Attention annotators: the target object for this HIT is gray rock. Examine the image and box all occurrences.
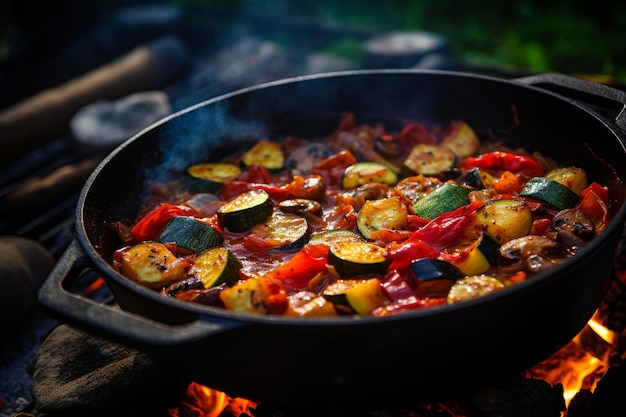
[32,324,181,416]
[70,90,172,152]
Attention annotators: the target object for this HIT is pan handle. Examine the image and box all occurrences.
[38,240,245,347]
[514,73,626,135]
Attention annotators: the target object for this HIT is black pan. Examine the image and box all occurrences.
[40,70,626,410]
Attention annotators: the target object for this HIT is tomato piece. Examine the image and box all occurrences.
[312,150,358,187]
[130,204,198,242]
[576,183,610,233]
[265,244,329,292]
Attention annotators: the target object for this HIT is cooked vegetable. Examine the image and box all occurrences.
[412,183,472,219]
[404,144,456,176]
[328,241,387,278]
[322,278,387,315]
[242,140,285,170]
[157,216,224,254]
[341,162,398,189]
[110,114,613,317]
[191,247,242,288]
[409,258,464,298]
[285,291,338,317]
[217,189,273,232]
[472,199,533,244]
[119,242,189,289]
[187,163,242,193]
[440,121,481,158]
[357,197,408,239]
[545,166,588,194]
[219,276,287,314]
[461,168,493,189]
[447,275,505,304]
[278,198,322,215]
[308,229,363,247]
[552,208,594,240]
[247,211,310,251]
[520,177,581,210]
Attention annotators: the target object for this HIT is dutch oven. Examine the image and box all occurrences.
[39,70,626,410]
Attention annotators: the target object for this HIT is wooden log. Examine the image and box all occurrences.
[0,35,188,167]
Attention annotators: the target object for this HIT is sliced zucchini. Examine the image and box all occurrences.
[217,189,273,232]
[242,140,285,170]
[520,177,580,210]
[192,247,242,288]
[357,197,408,240]
[440,121,481,158]
[119,242,189,289]
[187,163,242,193]
[544,167,588,194]
[308,229,363,246]
[322,278,386,315]
[248,211,310,251]
[341,162,398,189]
[409,258,465,297]
[412,183,472,219]
[472,199,533,244]
[327,241,387,278]
[404,144,456,176]
[157,216,224,254]
[447,275,505,304]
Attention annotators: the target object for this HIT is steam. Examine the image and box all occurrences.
[150,100,268,181]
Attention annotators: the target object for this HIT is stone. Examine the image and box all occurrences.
[0,236,55,335]
[32,324,182,416]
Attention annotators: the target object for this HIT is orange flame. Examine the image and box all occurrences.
[168,382,257,417]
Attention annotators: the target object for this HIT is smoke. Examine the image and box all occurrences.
[150,100,268,180]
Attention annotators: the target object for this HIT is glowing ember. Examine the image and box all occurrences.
[168,382,257,417]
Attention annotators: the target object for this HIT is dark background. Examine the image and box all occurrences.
[1,0,625,109]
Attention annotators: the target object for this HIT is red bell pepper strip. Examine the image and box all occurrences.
[576,182,610,233]
[265,244,329,293]
[462,151,544,178]
[388,200,484,270]
[130,203,198,242]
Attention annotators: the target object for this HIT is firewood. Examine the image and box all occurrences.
[0,35,188,166]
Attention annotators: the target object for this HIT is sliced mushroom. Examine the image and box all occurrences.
[279,198,322,215]
[499,235,566,264]
[354,182,389,208]
[552,208,595,241]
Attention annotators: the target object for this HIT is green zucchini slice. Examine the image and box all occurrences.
[327,241,387,278]
[322,278,386,315]
[242,140,285,170]
[404,144,456,176]
[192,247,242,288]
[357,197,408,239]
[187,163,242,193]
[249,211,310,251]
[217,189,273,232]
[157,216,224,254]
[308,229,363,246]
[341,162,398,189]
[412,183,472,219]
[520,177,580,210]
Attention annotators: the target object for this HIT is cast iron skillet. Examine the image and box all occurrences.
[40,70,626,409]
